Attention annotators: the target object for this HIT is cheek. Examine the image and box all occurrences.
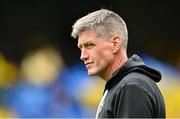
[101,44,113,58]
[95,48,114,64]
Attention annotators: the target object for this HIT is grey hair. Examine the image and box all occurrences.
[71,9,128,49]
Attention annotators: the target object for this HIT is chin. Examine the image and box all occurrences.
[87,69,99,76]
[88,71,95,76]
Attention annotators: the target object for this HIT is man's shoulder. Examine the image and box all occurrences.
[114,72,157,94]
[122,72,154,84]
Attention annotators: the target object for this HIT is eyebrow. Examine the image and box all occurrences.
[77,41,93,49]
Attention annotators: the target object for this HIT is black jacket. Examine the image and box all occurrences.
[96,54,166,118]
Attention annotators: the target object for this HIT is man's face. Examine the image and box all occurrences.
[78,30,114,77]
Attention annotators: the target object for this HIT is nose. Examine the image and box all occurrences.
[80,49,88,61]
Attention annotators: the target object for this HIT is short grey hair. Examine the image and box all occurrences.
[71,9,128,49]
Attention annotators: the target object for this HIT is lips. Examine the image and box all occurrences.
[85,62,93,68]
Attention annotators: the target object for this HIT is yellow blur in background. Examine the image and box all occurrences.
[160,81,180,117]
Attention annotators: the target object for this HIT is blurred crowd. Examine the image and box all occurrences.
[0,46,105,118]
[0,46,180,118]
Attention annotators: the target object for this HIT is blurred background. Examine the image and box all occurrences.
[0,0,180,118]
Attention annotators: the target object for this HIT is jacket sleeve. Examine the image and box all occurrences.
[114,84,154,118]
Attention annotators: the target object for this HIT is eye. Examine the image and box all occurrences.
[85,43,95,49]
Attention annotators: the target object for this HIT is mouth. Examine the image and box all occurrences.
[85,62,93,68]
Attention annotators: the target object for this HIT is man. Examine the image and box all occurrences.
[71,9,165,118]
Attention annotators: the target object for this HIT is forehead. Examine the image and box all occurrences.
[78,30,101,45]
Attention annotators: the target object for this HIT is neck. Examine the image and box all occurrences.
[103,50,128,81]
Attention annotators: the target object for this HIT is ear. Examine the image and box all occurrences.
[111,35,122,53]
